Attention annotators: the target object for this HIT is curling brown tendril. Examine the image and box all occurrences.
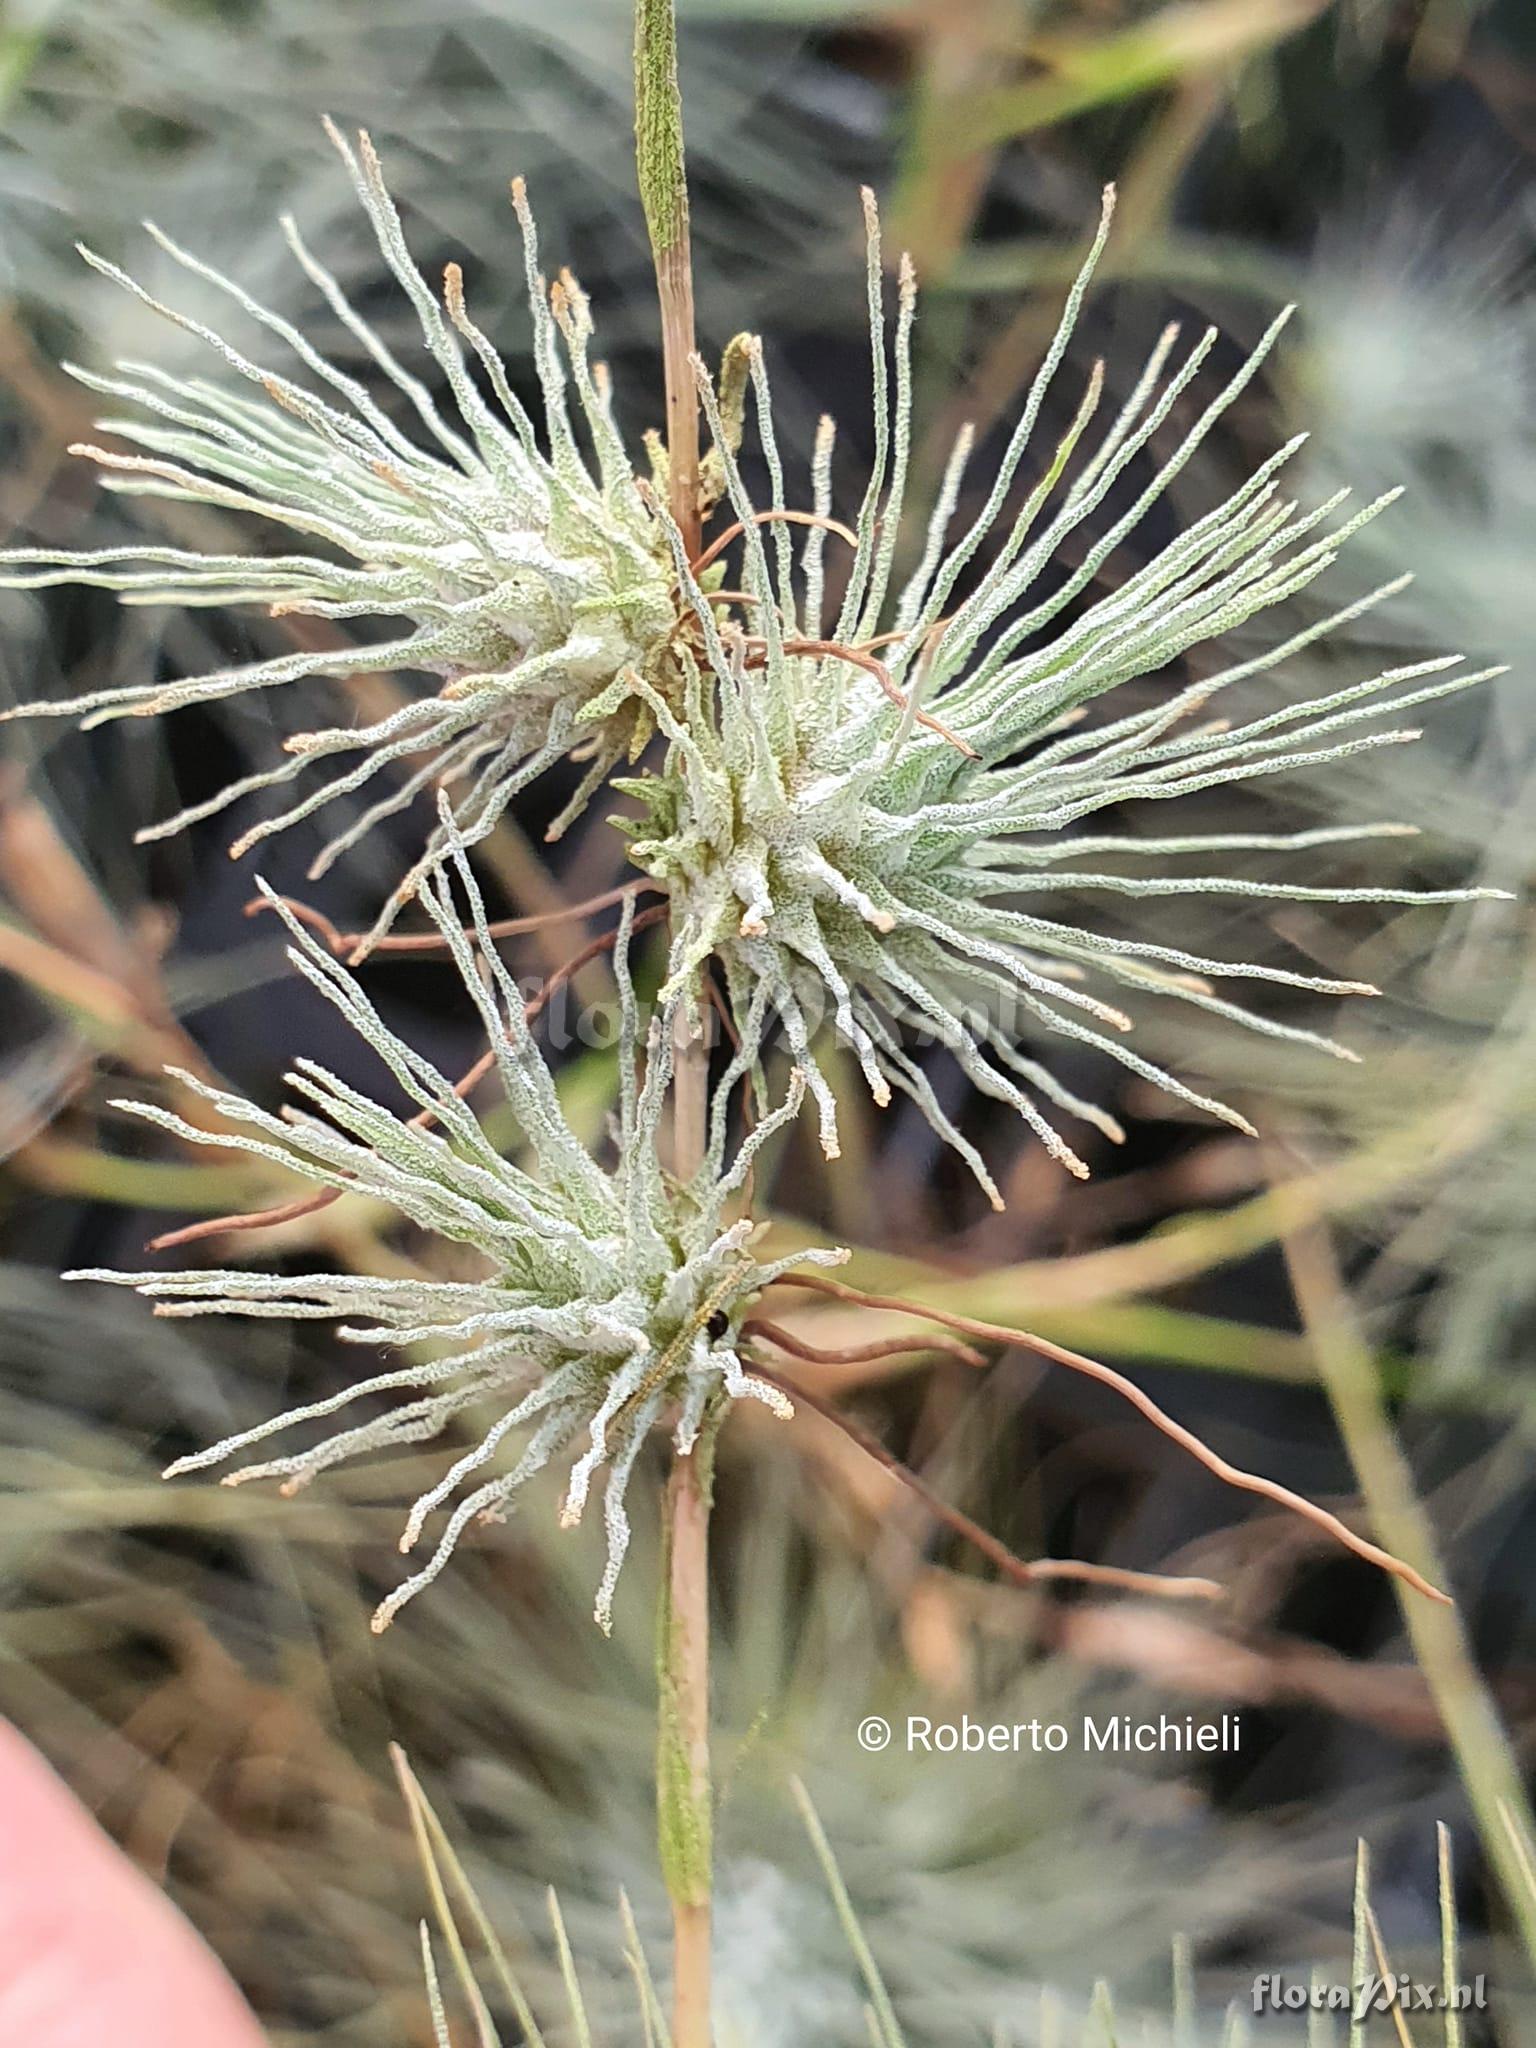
[244,877,666,966]
[686,507,858,579]
[746,1355,1224,1604]
[769,1273,1451,1607]
[744,638,975,758]
[147,899,669,1253]
[678,505,974,756]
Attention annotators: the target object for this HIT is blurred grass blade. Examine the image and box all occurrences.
[790,1776,905,2048]
[392,1744,547,2048]
[1086,1979,1118,2045]
[1350,1842,1370,2048]
[1362,1890,1417,2048]
[1285,1220,1536,1967]
[421,1923,456,2048]
[1438,1824,1462,2048]
[0,24,44,115]
[1495,1798,1536,1903]
[547,1888,594,2048]
[392,1745,504,2048]
[1040,1988,1063,2048]
[620,1888,672,2048]
[965,0,1322,151]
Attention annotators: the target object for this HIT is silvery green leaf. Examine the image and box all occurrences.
[2,125,677,953]
[68,803,844,1634]
[631,189,1507,1205]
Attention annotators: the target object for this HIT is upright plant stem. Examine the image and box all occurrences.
[636,1,712,2037]
[660,1462,712,2037]
[659,1007,714,2048]
[635,0,701,559]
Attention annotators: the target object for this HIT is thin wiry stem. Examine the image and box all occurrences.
[636,0,716,2029]
[659,1000,714,2048]
[741,1316,986,1371]
[753,638,976,757]
[771,1273,1450,1605]
[686,507,859,579]
[146,901,669,1252]
[246,879,666,961]
[750,1358,1224,1603]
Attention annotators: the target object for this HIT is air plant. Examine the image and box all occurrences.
[2,136,1500,1186]
[67,807,843,1635]
[4,0,1502,2040]
[0,120,679,945]
[623,188,1506,1203]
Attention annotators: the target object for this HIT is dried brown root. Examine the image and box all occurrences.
[146,903,668,1252]
[749,1357,1223,1604]
[741,1315,985,1372]
[769,1273,1451,1606]
[243,879,664,960]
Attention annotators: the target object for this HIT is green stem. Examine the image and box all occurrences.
[1282,1216,1536,1970]
[658,1007,714,2048]
[635,0,701,559]
[657,1422,714,2048]
[634,7,711,2033]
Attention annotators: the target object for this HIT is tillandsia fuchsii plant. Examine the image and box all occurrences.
[619,187,1508,1201]
[67,806,846,1637]
[3,0,1505,2037]
[0,115,1504,1156]
[0,118,685,951]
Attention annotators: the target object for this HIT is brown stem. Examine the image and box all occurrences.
[770,1273,1450,1606]
[661,1437,712,2048]
[687,507,859,579]
[244,879,664,958]
[748,637,977,759]
[658,243,701,559]
[659,999,713,2048]
[147,904,667,1253]
[751,1357,1222,1603]
[855,614,954,655]
[635,0,701,558]
[741,1315,985,1371]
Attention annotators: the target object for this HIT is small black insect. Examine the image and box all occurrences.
[705,1309,730,1341]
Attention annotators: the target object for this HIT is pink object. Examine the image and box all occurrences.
[0,1720,267,2048]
